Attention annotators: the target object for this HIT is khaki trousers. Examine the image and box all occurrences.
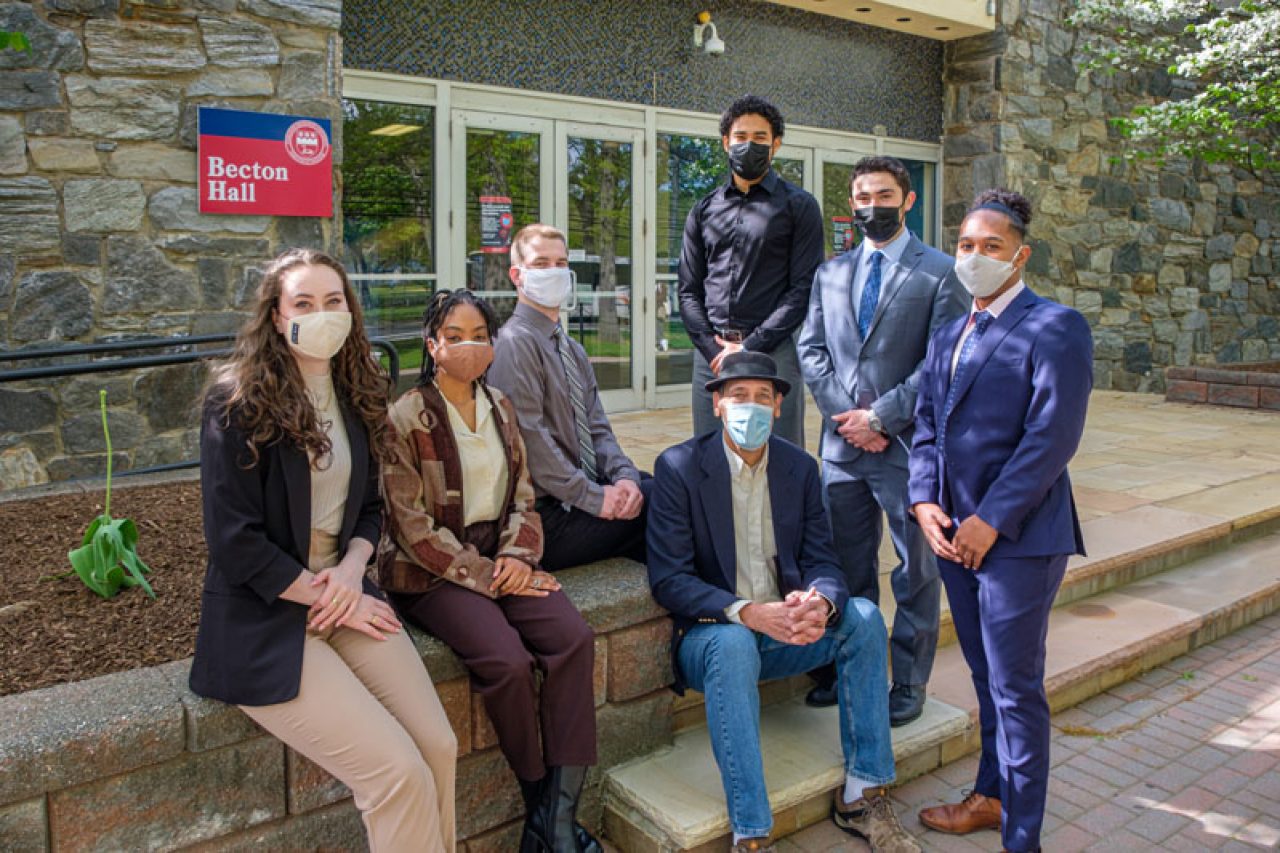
[240,626,458,852]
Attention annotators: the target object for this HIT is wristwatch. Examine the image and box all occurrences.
[866,409,885,435]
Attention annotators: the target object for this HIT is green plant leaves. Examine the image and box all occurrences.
[0,31,32,53]
[67,513,156,599]
[64,391,156,600]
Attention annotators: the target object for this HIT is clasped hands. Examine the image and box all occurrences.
[832,408,889,453]
[913,503,999,571]
[740,589,832,646]
[599,478,644,520]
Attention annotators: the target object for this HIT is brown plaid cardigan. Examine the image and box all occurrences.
[377,381,543,597]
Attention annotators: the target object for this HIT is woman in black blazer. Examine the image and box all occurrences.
[189,248,456,852]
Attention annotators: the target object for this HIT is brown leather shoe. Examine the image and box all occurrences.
[918,790,1001,834]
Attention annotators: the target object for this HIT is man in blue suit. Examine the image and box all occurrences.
[647,351,917,853]
[798,155,967,722]
[908,190,1092,853]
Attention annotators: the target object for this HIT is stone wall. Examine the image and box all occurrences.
[940,0,1279,393]
[0,559,680,852]
[0,0,342,490]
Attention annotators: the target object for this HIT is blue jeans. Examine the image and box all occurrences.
[677,598,896,838]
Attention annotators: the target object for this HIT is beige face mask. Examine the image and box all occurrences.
[284,311,352,360]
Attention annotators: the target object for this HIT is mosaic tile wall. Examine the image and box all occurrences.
[342,0,944,142]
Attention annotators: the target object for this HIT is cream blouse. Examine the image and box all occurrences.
[441,386,509,527]
[304,372,351,540]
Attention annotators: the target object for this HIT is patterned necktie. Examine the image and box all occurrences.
[553,327,599,482]
[938,310,994,462]
[858,250,883,339]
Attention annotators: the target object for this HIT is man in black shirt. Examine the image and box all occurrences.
[678,95,824,448]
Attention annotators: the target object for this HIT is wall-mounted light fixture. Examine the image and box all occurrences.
[693,11,725,56]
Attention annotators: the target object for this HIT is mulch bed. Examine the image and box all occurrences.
[0,481,207,697]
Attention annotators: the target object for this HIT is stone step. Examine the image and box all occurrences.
[920,494,1280,651]
[602,697,970,852]
[603,531,1280,852]
[929,528,1280,725]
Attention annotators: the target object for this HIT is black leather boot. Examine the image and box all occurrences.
[518,774,553,853]
[552,766,602,853]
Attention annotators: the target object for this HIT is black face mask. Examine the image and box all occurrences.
[728,141,772,181]
[853,205,903,243]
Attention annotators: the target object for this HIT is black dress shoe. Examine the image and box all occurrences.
[805,683,838,707]
[889,683,925,727]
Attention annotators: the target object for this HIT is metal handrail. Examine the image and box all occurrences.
[0,334,402,478]
[0,335,401,384]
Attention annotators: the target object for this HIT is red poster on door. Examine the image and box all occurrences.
[198,106,333,217]
[832,216,854,253]
[480,196,515,253]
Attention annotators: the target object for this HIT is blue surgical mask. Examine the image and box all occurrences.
[722,401,774,451]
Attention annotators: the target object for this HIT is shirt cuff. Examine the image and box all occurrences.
[725,599,751,624]
[810,588,837,621]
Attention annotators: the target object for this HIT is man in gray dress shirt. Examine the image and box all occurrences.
[489,223,651,571]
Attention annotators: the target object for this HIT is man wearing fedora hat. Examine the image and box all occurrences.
[646,351,917,853]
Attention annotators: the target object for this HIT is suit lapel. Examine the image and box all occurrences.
[845,243,865,339]
[765,441,794,566]
[339,402,367,543]
[279,441,312,567]
[698,435,737,591]
[865,235,924,341]
[945,286,1039,419]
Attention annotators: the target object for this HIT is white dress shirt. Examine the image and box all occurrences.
[721,437,781,623]
[442,387,510,527]
[951,280,1026,379]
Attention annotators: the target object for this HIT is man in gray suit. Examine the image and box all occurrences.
[798,156,966,724]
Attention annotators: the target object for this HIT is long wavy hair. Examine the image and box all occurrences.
[205,248,393,466]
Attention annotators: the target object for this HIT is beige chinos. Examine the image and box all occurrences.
[240,625,457,853]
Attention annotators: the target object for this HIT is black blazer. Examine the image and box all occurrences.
[646,432,849,693]
[189,394,382,706]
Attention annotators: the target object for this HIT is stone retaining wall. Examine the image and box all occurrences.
[0,0,341,491]
[0,559,684,852]
[942,0,1279,395]
[1165,364,1280,411]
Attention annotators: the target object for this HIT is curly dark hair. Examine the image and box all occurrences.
[967,188,1033,238]
[205,248,393,466]
[719,94,785,139]
[851,155,912,198]
[417,289,500,385]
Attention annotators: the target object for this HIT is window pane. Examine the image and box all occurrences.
[341,99,435,387]
[656,135,728,386]
[774,156,804,187]
[465,128,541,323]
[822,161,857,258]
[566,136,633,392]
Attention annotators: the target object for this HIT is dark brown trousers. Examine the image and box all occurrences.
[393,571,597,782]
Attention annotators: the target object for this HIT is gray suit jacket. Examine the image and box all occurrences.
[798,233,967,464]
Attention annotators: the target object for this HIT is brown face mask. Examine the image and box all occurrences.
[430,339,494,383]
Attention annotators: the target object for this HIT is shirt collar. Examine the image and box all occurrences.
[865,227,912,267]
[436,381,493,430]
[970,280,1026,320]
[722,432,769,478]
[513,300,560,337]
[724,168,780,198]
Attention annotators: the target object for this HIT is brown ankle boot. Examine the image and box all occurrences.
[918,790,1001,834]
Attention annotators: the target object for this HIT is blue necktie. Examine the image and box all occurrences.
[858,251,883,339]
[938,310,994,462]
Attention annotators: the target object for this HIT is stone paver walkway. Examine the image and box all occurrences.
[779,611,1280,852]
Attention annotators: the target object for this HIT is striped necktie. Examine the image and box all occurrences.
[938,310,994,462]
[553,327,599,482]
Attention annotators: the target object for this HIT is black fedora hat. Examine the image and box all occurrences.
[704,350,791,396]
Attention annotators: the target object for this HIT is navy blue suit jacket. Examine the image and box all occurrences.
[907,286,1092,559]
[646,431,849,692]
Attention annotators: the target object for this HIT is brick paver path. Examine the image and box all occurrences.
[782,611,1280,852]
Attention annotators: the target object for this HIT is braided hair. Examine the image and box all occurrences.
[416,288,501,386]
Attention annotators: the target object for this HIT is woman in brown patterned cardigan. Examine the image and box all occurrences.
[378,290,601,853]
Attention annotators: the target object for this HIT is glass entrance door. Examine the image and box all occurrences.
[451,111,553,321]
[556,123,644,410]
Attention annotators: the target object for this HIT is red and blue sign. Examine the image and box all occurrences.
[198,106,333,217]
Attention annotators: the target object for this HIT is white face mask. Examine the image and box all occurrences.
[954,247,1022,299]
[519,266,576,310]
[284,311,352,360]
